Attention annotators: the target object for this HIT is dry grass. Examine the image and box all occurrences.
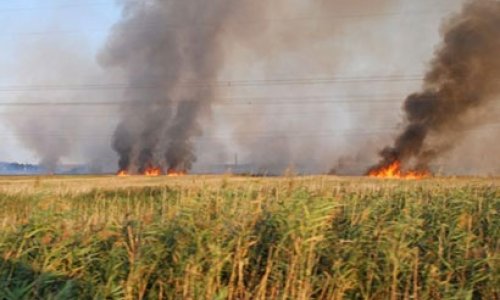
[0,175,498,299]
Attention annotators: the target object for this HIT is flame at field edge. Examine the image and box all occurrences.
[368,160,430,180]
[144,167,162,176]
[167,169,187,177]
[117,170,129,177]
[116,167,187,177]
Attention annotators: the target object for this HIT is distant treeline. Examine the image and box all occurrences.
[0,162,91,175]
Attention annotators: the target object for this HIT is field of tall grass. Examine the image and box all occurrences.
[0,175,498,299]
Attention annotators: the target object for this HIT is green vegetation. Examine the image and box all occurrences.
[0,176,498,299]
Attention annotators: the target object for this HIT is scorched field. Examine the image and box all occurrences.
[0,175,498,299]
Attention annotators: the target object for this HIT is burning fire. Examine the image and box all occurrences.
[167,169,186,177]
[144,167,162,176]
[115,167,186,177]
[368,160,429,179]
[117,170,129,177]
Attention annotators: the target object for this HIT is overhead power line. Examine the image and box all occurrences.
[0,131,403,141]
[0,1,450,17]
[1,123,499,141]
[0,110,404,118]
[0,93,414,100]
[0,99,406,107]
[0,1,114,13]
[0,100,406,106]
[0,75,424,92]
[0,94,498,107]
[1,9,453,37]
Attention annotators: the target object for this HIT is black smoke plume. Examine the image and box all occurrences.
[369,0,500,173]
[99,0,263,174]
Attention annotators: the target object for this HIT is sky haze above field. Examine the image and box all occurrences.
[0,0,498,175]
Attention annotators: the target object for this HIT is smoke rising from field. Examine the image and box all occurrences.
[5,38,117,172]
[99,0,269,173]
[369,0,500,173]
[102,0,406,174]
[6,0,498,175]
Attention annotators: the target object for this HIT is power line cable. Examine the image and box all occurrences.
[0,110,405,118]
[0,1,114,13]
[0,75,424,92]
[1,9,453,37]
[0,100,406,107]
[0,93,412,102]
[1,123,498,140]
[0,94,498,107]
[0,2,450,17]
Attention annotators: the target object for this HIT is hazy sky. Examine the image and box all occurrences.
[0,0,120,163]
[3,0,496,175]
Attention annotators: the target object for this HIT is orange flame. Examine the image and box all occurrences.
[144,167,162,176]
[117,170,129,177]
[167,169,186,177]
[116,167,185,177]
[368,160,429,179]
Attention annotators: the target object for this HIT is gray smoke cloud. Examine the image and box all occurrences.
[7,0,496,176]
[369,0,500,174]
[99,0,270,174]
[101,0,406,174]
[5,37,118,172]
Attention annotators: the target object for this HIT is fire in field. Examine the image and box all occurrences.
[366,0,500,179]
[368,160,430,179]
[0,0,499,299]
[100,0,499,178]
